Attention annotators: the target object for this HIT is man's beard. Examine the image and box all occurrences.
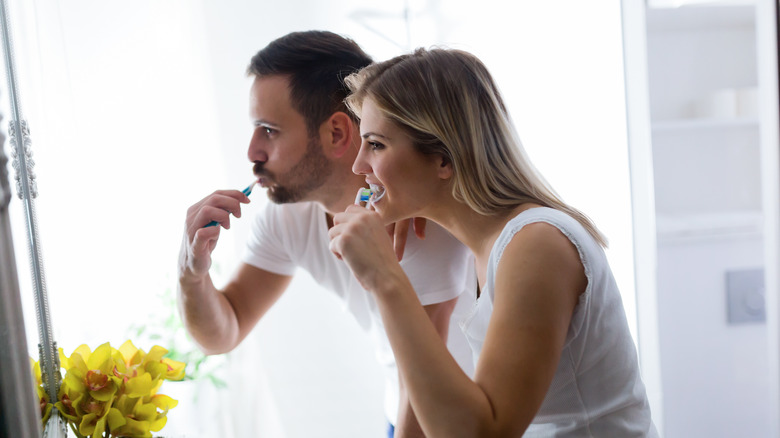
[254,136,333,204]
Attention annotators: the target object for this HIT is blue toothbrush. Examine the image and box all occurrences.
[205,181,256,227]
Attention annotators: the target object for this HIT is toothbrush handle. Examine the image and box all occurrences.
[205,220,219,228]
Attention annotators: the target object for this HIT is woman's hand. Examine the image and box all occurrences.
[328,204,405,293]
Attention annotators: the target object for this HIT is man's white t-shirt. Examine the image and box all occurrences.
[242,201,475,424]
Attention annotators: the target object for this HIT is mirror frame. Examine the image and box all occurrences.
[0,0,66,435]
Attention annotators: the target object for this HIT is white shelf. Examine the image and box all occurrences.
[647,3,755,32]
[656,210,763,243]
[648,0,754,7]
[652,116,759,132]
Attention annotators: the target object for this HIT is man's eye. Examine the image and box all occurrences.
[264,127,275,135]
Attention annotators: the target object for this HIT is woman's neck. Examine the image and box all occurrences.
[427,200,541,287]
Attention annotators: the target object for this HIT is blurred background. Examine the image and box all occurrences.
[1,0,778,436]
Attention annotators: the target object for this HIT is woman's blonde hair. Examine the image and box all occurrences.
[345,48,607,247]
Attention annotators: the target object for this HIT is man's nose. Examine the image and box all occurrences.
[247,129,269,163]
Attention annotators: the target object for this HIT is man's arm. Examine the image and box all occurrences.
[178,262,292,355]
[178,189,293,355]
[394,297,458,437]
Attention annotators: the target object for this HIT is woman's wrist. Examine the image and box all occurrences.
[372,266,414,299]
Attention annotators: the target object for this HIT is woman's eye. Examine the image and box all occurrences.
[368,141,384,150]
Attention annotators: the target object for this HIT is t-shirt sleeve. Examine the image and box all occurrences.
[241,202,298,276]
[399,222,471,306]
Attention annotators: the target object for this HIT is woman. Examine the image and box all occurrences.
[328,48,657,437]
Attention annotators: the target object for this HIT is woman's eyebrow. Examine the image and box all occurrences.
[361,132,389,139]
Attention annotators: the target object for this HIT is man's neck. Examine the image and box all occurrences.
[315,175,367,217]
[313,133,366,216]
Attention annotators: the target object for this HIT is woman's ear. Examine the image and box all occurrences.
[437,155,453,180]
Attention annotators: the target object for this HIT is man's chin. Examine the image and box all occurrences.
[266,186,302,204]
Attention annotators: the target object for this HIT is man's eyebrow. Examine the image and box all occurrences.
[253,119,280,128]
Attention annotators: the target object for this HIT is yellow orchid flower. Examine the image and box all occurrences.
[61,343,120,404]
[111,393,169,438]
[51,341,184,437]
[76,397,111,437]
[30,357,42,385]
[147,393,178,431]
[55,370,86,422]
[124,371,158,398]
[59,347,71,370]
[137,345,186,382]
[118,340,145,368]
[54,392,80,422]
[75,405,125,438]
[37,386,53,424]
[29,358,52,426]
[161,357,186,381]
[114,341,186,389]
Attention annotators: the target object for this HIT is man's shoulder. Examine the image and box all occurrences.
[245,201,326,266]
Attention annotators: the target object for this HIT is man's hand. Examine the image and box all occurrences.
[387,218,427,261]
[179,189,250,280]
[177,188,292,356]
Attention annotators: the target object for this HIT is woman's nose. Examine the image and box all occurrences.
[352,144,371,175]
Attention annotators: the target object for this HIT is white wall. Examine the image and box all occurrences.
[657,236,770,437]
[644,5,773,437]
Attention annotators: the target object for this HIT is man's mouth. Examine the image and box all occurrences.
[253,163,273,185]
[254,170,274,188]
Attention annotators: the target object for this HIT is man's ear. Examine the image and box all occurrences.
[320,112,355,158]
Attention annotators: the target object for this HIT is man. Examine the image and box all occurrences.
[178,30,474,436]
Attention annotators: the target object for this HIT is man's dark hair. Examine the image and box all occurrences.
[247,30,373,136]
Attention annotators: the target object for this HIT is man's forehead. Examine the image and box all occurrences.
[251,75,292,100]
[250,75,298,119]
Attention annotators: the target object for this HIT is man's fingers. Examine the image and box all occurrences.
[185,190,249,234]
[186,206,231,237]
[393,219,411,261]
[412,217,427,239]
[186,226,220,275]
[192,226,220,254]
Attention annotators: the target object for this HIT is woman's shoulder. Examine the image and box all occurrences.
[507,207,594,242]
[496,207,572,249]
[497,206,575,244]
[508,206,577,227]
[491,206,600,270]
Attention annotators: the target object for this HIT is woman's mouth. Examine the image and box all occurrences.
[369,183,386,203]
